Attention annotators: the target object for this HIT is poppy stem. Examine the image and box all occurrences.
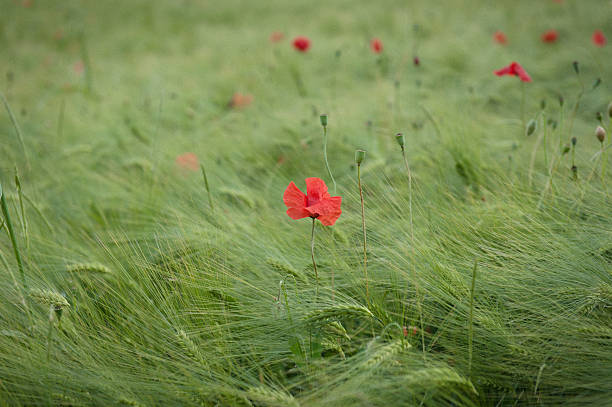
[400,145,425,355]
[310,217,318,296]
[357,162,369,308]
[521,82,526,134]
[321,121,337,195]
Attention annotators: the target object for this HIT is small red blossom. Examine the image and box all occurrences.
[403,326,418,337]
[292,36,311,52]
[176,152,199,172]
[370,38,383,53]
[270,32,284,43]
[494,61,532,82]
[592,30,606,47]
[413,56,420,66]
[228,93,253,109]
[283,177,342,226]
[493,31,507,45]
[541,29,558,43]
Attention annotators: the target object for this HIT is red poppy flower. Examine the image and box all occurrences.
[413,56,420,66]
[176,152,199,172]
[370,38,383,53]
[592,30,606,47]
[283,177,342,226]
[541,30,558,43]
[270,31,284,43]
[292,36,311,52]
[494,61,532,82]
[493,31,507,45]
[228,92,253,109]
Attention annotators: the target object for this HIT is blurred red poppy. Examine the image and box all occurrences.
[270,32,284,43]
[493,31,507,45]
[176,153,199,172]
[592,30,606,47]
[283,177,342,226]
[292,36,311,52]
[228,93,253,109]
[370,38,383,53]
[541,30,558,43]
[494,62,532,82]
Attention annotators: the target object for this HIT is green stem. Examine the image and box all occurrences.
[310,218,318,297]
[401,147,425,354]
[521,82,526,133]
[322,125,337,195]
[468,260,478,379]
[1,184,26,292]
[200,164,214,211]
[1,93,29,168]
[357,164,369,308]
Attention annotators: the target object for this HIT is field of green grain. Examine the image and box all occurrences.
[1,0,611,405]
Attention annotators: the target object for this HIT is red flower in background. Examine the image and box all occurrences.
[493,31,507,45]
[292,36,311,52]
[176,153,199,172]
[541,30,558,43]
[270,32,284,43]
[370,38,383,53]
[283,177,342,226]
[413,56,420,66]
[592,30,606,47]
[494,62,532,82]
[228,93,253,109]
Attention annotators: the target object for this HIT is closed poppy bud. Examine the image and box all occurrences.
[572,61,579,74]
[571,165,578,178]
[561,144,570,155]
[320,114,328,127]
[355,149,366,165]
[592,78,602,90]
[540,99,546,110]
[595,126,606,143]
[526,119,537,136]
[596,111,603,123]
[558,95,564,107]
[395,132,405,148]
[571,136,577,146]
[608,102,612,119]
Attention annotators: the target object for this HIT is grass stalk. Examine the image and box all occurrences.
[1,93,29,168]
[356,152,369,308]
[468,259,478,379]
[320,116,337,195]
[200,164,214,211]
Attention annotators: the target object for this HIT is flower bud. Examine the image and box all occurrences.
[595,126,606,143]
[596,111,603,123]
[572,61,579,75]
[571,165,578,179]
[320,114,328,127]
[571,136,577,146]
[561,144,570,155]
[526,119,537,136]
[355,149,366,165]
[592,77,602,90]
[395,133,405,148]
[540,99,546,110]
[558,95,564,107]
[608,102,612,119]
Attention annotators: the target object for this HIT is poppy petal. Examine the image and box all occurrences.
[283,182,307,209]
[287,207,311,220]
[307,196,342,226]
[494,65,514,76]
[305,177,330,204]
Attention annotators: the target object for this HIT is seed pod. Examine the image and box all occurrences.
[355,149,366,165]
[561,144,570,155]
[595,126,606,143]
[320,114,328,127]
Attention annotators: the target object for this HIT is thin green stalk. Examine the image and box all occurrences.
[322,124,337,194]
[521,82,526,133]
[401,144,425,354]
[79,31,93,93]
[200,164,214,211]
[14,169,28,249]
[310,218,318,297]
[1,182,27,292]
[1,92,29,167]
[468,259,478,379]
[357,163,369,307]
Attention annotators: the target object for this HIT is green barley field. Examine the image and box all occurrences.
[1,0,611,405]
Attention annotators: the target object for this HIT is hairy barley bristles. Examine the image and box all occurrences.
[265,258,307,283]
[306,304,373,324]
[247,386,299,407]
[364,340,411,368]
[30,289,70,309]
[66,263,112,274]
[176,329,205,364]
